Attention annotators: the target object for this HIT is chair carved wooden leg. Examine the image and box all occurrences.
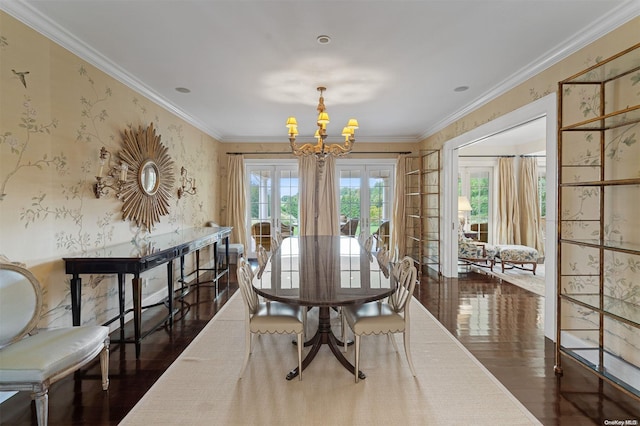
[354,335,361,383]
[100,341,110,390]
[240,329,251,378]
[388,333,399,352]
[296,331,303,381]
[403,330,417,377]
[33,389,48,426]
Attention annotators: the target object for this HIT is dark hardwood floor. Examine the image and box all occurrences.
[1,269,638,425]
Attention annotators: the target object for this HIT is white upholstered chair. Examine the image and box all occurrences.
[255,245,269,279]
[271,227,283,252]
[0,260,110,426]
[342,256,418,382]
[358,232,373,253]
[236,261,305,380]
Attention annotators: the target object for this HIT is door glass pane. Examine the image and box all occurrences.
[249,168,272,252]
[469,171,489,225]
[469,170,490,242]
[339,169,362,235]
[369,169,392,250]
[279,169,299,237]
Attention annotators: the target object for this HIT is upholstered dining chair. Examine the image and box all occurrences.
[372,220,390,251]
[340,218,360,237]
[236,261,305,380]
[250,221,272,251]
[375,244,391,278]
[342,256,418,382]
[255,245,269,279]
[271,227,283,252]
[0,260,110,426]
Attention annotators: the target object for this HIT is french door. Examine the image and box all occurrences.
[245,162,298,257]
[336,161,395,250]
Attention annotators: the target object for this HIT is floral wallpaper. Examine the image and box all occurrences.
[421,17,639,390]
[559,66,639,371]
[0,12,223,328]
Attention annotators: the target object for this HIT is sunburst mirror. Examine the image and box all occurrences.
[119,123,175,231]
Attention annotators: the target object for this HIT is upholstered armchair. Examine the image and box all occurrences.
[0,259,110,426]
[251,221,272,251]
[458,235,495,271]
[340,218,359,236]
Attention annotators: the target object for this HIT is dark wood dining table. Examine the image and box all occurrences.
[252,235,395,380]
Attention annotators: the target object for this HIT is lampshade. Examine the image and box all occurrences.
[342,126,354,142]
[317,112,330,124]
[286,117,297,128]
[347,118,359,129]
[458,196,472,212]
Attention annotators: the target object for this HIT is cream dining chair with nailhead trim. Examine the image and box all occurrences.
[342,256,418,383]
[236,260,305,380]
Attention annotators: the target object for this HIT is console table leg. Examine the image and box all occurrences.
[132,275,142,359]
[167,262,174,328]
[70,275,82,326]
[118,273,126,341]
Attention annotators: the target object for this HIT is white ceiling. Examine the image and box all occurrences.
[2,1,638,145]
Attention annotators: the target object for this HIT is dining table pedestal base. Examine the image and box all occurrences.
[286,306,365,381]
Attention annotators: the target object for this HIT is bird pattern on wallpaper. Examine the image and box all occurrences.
[12,69,29,88]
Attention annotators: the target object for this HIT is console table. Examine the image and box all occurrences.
[63,226,232,358]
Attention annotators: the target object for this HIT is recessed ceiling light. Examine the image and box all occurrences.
[175,87,191,93]
[454,86,469,92]
[317,35,331,44]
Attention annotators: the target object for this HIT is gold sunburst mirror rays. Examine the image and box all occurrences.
[118,123,175,231]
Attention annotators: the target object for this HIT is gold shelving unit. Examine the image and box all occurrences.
[555,42,640,400]
[421,150,441,276]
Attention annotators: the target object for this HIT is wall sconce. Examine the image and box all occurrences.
[94,146,128,199]
[177,166,196,198]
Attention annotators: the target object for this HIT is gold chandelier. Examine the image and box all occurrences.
[286,87,359,159]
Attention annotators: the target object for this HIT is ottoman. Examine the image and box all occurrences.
[495,245,539,275]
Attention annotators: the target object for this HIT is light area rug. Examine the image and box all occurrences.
[480,263,546,297]
[120,294,541,426]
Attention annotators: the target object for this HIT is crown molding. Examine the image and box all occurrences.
[420,0,640,140]
[3,1,637,145]
[0,1,224,141]
[219,135,420,144]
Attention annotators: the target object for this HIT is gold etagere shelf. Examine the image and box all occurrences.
[555,42,640,400]
[421,150,441,277]
[404,156,422,281]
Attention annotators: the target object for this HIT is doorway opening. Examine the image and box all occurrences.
[442,93,557,339]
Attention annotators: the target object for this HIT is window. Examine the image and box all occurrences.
[458,166,492,242]
[538,173,546,218]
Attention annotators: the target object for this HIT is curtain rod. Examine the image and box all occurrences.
[458,154,546,158]
[227,151,413,155]
[459,155,515,158]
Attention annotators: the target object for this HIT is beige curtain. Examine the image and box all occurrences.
[225,155,247,246]
[519,157,544,255]
[298,156,338,236]
[391,155,408,260]
[497,157,520,244]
